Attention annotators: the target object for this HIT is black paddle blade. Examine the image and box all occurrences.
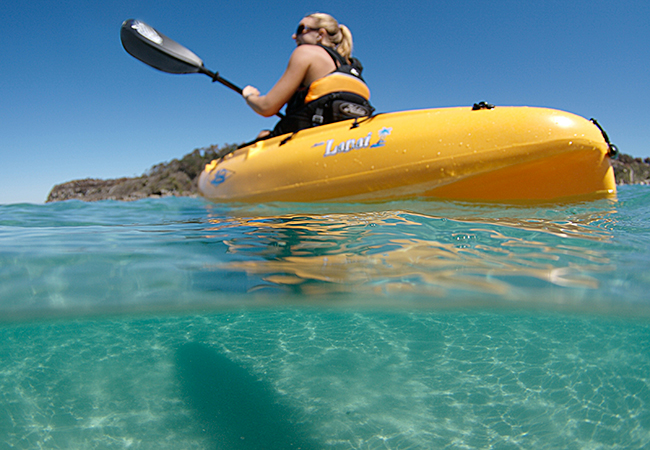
[121,19,205,74]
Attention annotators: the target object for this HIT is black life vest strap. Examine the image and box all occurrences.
[317,44,346,67]
[316,44,365,81]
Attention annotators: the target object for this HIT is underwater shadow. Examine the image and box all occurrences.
[175,342,317,449]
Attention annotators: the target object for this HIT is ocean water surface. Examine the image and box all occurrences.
[1,186,649,449]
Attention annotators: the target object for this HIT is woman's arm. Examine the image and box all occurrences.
[242,46,316,117]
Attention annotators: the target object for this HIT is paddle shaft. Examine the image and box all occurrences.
[199,67,284,119]
[199,68,284,119]
[198,67,243,94]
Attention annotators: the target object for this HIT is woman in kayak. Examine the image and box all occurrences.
[242,13,373,138]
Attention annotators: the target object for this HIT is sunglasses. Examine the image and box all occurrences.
[295,24,320,35]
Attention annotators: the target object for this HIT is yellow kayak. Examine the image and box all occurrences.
[198,106,617,203]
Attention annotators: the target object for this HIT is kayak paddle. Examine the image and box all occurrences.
[120,19,283,118]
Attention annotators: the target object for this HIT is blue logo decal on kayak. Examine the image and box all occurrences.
[322,128,392,157]
[210,168,233,186]
[370,127,392,148]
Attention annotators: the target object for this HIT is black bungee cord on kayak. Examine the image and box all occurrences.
[590,118,619,158]
[472,101,495,110]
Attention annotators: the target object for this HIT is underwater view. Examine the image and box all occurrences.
[1,186,650,449]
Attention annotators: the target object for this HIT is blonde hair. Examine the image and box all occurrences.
[306,12,353,60]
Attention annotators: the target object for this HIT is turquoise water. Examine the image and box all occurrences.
[1,186,650,449]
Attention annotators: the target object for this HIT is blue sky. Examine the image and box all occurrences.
[2,0,648,204]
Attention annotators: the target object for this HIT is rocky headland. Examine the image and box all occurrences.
[46,144,650,202]
[610,154,650,185]
[46,144,236,202]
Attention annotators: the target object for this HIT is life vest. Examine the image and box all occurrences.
[271,45,374,137]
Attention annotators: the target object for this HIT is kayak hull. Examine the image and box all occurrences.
[198,107,616,203]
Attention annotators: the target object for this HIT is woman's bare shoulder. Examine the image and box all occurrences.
[290,44,330,60]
